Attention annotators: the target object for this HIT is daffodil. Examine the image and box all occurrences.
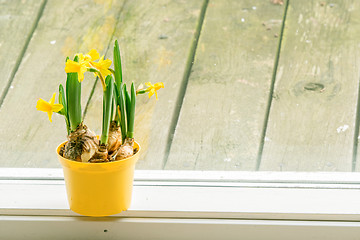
[35,41,166,163]
[145,82,164,100]
[36,93,63,122]
[77,49,100,66]
[65,59,87,82]
[91,56,112,78]
[65,49,100,82]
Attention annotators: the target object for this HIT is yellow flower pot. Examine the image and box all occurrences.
[56,141,140,217]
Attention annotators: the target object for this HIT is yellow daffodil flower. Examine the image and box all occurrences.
[65,59,88,81]
[91,56,112,78]
[65,49,100,82]
[145,82,164,100]
[77,49,100,66]
[36,93,63,122]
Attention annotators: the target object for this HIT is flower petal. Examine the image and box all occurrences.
[65,60,81,73]
[36,98,51,112]
[77,53,85,62]
[154,82,164,90]
[77,65,88,82]
[52,103,63,113]
[78,72,84,82]
[100,67,112,77]
[102,59,112,67]
[91,57,112,78]
[148,88,155,99]
[47,111,53,122]
[88,49,99,61]
[49,93,56,105]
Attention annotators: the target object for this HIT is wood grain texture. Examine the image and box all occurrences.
[84,0,205,169]
[165,0,284,170]
[0,0,44,100]
[260,0,360,171]
[0,0,125,167]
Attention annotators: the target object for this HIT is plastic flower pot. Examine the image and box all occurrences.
[56,141,140,217]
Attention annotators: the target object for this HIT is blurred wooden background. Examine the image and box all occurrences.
[1,0,360,172]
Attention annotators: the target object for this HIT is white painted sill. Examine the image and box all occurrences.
[1,169,360,240]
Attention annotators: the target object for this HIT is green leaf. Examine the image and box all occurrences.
[66,55,82,132]
[100,75,114,145]
[110,94,115,122]
[113,86,120,126]
[127,82,136,139]
[123,84,131,130]
[113,40,123,86]
[58,84,67,116]
[114,82,127,142]
[59,84,70,135]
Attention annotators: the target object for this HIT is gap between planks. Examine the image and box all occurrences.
[161,0,210,170]
[351,66,360,171]
[82,0,129,119]
[0,0,48,109]
[255,0,290,171]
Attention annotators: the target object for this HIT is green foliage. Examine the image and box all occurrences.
[100,76,114,145]
[127,83,136,139]
[123,84,131,130]
[114,82,127,142]
[58,84,70,135]
[112,41,137,140]
[66,55,82,132]
[113,40,123,86]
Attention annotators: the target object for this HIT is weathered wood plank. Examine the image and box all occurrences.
[84,0,205,169]
[260,0,360,171]
[165,0,284,170]
[0,0,125,167]
[0,0,44,101]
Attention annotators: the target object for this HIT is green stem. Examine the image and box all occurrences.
[108,68,115,75]
[100,75,114,145]
[66,56,82,132]
[58,84,70,135]
[88,66,106,91]
[136,89,146,95]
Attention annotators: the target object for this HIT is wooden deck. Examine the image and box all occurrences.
[1,0,360,171]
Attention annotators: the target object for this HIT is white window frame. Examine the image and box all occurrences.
[1,168,360,239]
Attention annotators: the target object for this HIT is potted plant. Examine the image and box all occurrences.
[36,40,164,217]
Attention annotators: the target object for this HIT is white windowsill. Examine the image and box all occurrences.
[2,169,360,239]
